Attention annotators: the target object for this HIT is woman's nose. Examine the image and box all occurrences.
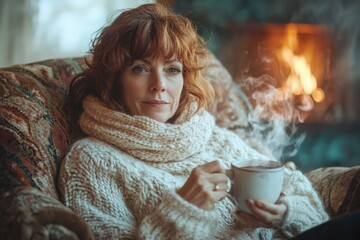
[150,72,166,93]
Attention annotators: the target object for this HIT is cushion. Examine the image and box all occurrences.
[305,166,360,217]
[0,187,94,239]
[204,52,251,129]
[0,58,88,198]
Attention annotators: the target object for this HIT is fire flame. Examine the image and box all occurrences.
[277,25,325,103]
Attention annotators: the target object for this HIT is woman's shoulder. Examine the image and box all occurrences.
[210,125,247,146]
[66,137,147,170]
[70,137,110,151]
[65,137,122,167]
[67,137,114,156]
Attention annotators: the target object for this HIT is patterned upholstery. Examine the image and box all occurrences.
[0,58,91,239]
[0,58,88,199]
[204,52,271,156]
[0,187,93,240]
[305,166,360,218]
[204,52,252,129]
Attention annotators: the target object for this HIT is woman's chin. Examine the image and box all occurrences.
[142,113,172,123]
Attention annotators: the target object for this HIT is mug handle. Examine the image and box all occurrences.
[225,169,240,208]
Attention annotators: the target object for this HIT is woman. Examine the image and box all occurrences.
[58,3,328,239]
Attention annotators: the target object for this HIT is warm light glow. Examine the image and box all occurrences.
[277,24,324,103]
[312,88,325,103]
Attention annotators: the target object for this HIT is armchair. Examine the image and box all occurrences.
[0,54,359,239]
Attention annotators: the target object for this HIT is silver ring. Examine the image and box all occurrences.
[226,177,231,193]
[214,183,220,191]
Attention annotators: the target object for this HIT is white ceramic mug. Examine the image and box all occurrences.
[226,159,284,214]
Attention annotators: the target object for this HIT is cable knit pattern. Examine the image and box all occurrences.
[80,96,214,171]
[58,96,329,239]
[278,169,330,237]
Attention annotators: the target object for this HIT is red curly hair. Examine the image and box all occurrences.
[69,3,214,121]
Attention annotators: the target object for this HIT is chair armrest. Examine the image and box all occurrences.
[0,187,94,240]
[305,166,360,218]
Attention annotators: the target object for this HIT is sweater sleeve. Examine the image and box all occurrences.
[277,168,329,238]
[138,190,218,239]
[58,139,219,240]
[58,141,137,239]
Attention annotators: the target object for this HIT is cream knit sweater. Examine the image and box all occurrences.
[58,96,329,239]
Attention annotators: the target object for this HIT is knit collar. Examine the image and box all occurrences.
[80,96,215,166]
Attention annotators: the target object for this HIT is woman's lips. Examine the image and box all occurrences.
[143,100,169,106]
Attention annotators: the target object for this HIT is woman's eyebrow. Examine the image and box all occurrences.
[135,59,182,65]
[166,59,182,64]
[133,59,150,65]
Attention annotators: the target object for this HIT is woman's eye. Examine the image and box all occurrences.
[132,66,148,74]
[167,67,181,75]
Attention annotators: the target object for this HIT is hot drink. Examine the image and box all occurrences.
[226,159,284,214]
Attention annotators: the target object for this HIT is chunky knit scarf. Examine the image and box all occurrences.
[80,96,215,168]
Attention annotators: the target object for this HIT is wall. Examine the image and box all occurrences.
[0,0,154,67]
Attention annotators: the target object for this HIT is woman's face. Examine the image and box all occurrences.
[120,57,184,123]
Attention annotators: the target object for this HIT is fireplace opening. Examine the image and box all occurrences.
[220,23,335,123]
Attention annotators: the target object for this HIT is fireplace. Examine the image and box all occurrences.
[216,22,360,170]
[172,0,360,171]
[219,23,335,123]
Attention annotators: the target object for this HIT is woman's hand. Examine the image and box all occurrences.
[176,160,228,211]
[236,193,287,228]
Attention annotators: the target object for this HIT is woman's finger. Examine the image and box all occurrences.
[177,161,229,210]
[246,199,287,226]
[196,160,225,173]
[253,200,280,215]
[246,199,273,219]
[208,173,228,184]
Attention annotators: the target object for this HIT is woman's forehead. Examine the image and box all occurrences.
[133,56,181,63]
